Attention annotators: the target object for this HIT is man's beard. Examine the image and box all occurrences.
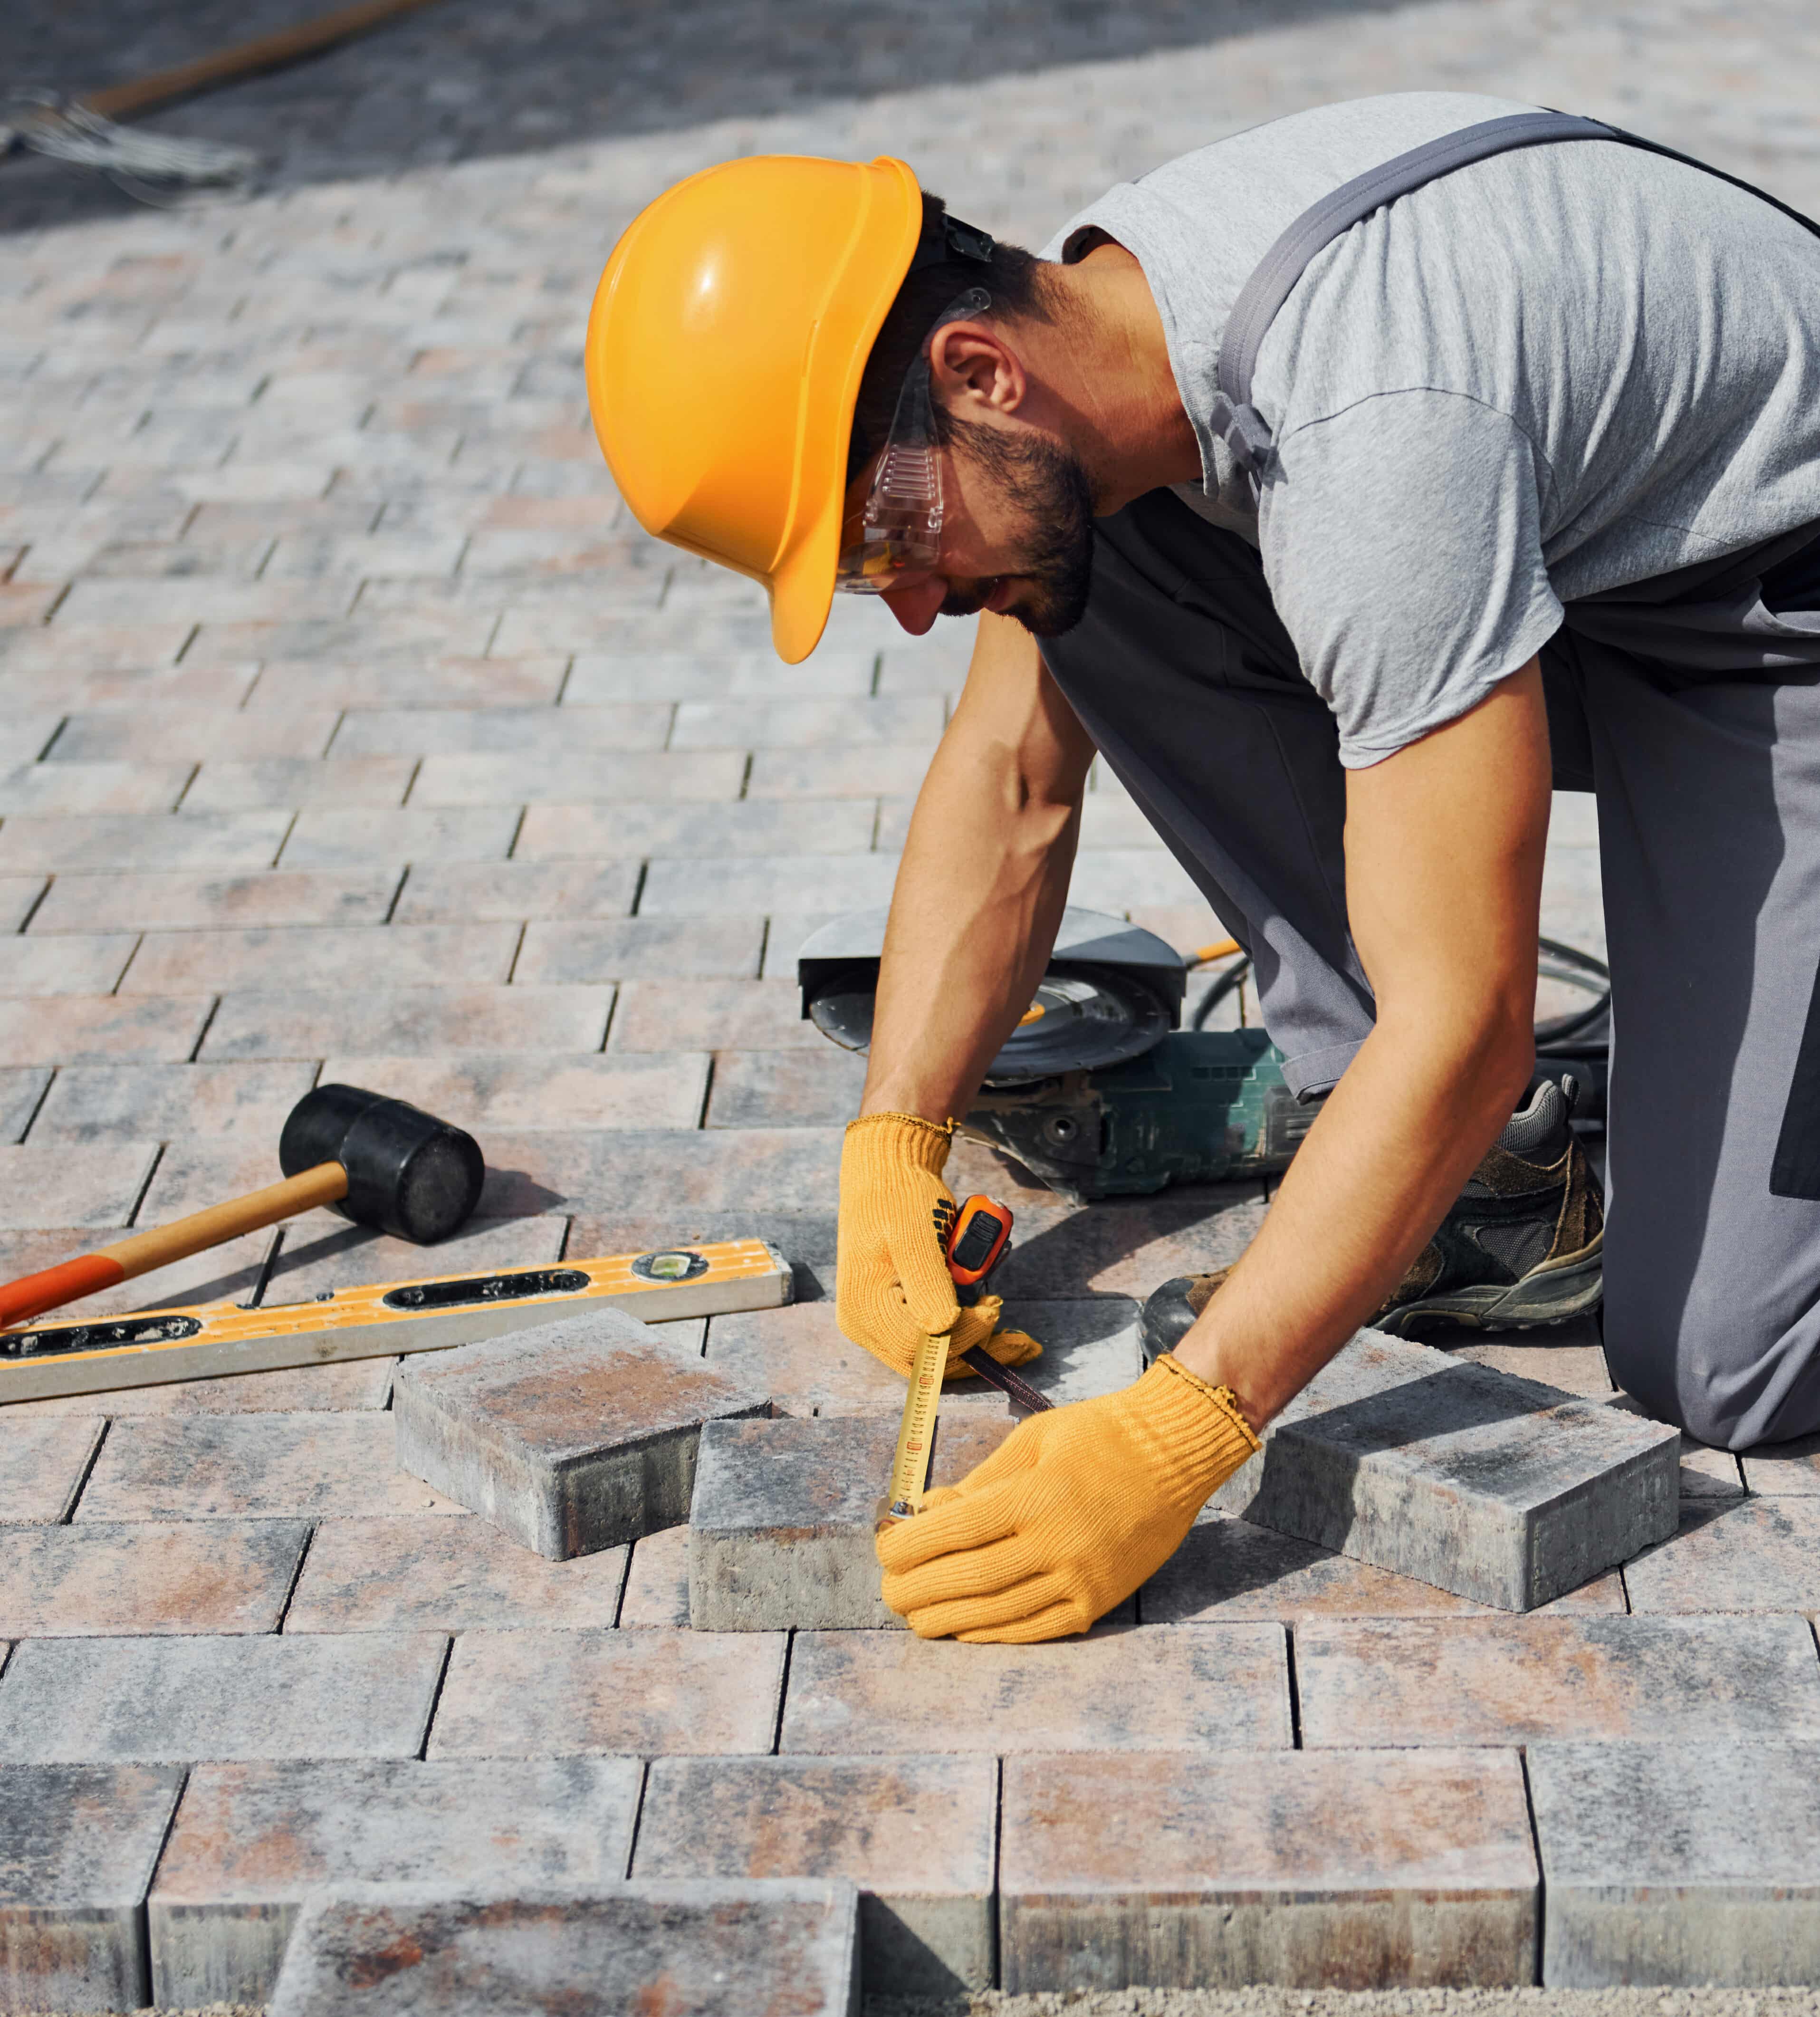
[939,419,1097,637]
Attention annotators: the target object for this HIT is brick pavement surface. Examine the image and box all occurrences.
[2,0,1819,1998]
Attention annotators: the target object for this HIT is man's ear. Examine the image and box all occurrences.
[928,323,1026,416]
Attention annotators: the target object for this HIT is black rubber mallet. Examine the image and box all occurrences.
[0,1084,484,1329]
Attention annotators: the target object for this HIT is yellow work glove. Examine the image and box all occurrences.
[876,1354,1260,1642]
[837,1111,1042,1382]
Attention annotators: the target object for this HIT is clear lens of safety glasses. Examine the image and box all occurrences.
[836,288,991,595]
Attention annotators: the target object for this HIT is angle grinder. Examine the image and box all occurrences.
[797,907,1610,1206]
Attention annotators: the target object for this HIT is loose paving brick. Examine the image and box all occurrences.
[0,1520,309,1636]
[204,982,614,1059]
[1143,1513,1626,1623]
[284,1516,628,1633]
[149,1757,642,2007]
[27,866,399,934]
[618,1523,690,1626]
[998,1748,1538,1991]
[690,1414,1016,1631]
[390,857,639,923]
[394,1306,770,1558]
[0,1763,186,2014]
[266,1877,859,2017]
[1209,1327,1679,1609]
[0,1632,449,1763]
[0,1140,159,1229]
[0,1417,105,1524]
[1529,1738,1820,1985]
[1623,1497,1820,1612]
[513,914,764,985]
[76,1414,466,1522]
[317,1049,710,1131]
[1295,1615,1820,1748]
[0,992,213,1066]
[427,1626,785,1758]
[636,1754,996,1994]
[781,1623,1291,1755]
[122,919,522,994]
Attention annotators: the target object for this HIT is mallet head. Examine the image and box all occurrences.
[278,1084,484,1244]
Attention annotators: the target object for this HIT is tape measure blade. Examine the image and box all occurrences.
[883,1330,949,1520]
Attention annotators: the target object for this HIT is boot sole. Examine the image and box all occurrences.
[1374,1237,1604,1337]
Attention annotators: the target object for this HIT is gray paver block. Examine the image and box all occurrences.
[393,1306,771,1558]
[1209,1326,1679,1608]
[1295,1615,1820,1748]
[0,1416,105,1524]
[0,1763,185,2014]
[689,1413,1015,1630]
[1530,1739,1820,1985]
[149,1757,642,2007]
[268,1878,860,2016]
[0,1520,311,1636]
[1625,1498,1820,1612]
[998,1297,1143,1404]
[0,1632,449,1763]
[999,1747,1537,1991]
[635,1754,996,1995]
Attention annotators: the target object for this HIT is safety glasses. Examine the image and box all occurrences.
[835,287,990,595]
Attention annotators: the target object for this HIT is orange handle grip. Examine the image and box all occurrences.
[946,1194,1013,1291]
[0,1162,350,1331]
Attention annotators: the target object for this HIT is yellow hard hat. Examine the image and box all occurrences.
[585,154,924,664]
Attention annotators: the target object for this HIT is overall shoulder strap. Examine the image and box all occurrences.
[1206,108,1820,495]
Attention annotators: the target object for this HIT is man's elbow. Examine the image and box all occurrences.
[1379,987,1536,1116]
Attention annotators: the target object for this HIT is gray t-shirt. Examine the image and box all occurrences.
[1039,93,1820,766]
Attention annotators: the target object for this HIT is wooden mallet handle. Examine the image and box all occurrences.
[0,1162,349,1331]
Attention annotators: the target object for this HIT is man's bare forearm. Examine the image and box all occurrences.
[862,615,1096,1124]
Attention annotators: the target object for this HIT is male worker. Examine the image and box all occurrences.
[586,92,1820,1643]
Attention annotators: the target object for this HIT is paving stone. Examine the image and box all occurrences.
[278,805,519,869]
[0,1141,159,1228]
[249,657,567,712]
[690,1414,1018,1631]
[0,1763,186,2015]
[284,1516,628,1633]
[473,1124,842,1220]
[1209,1327,1680,1610]
[183,755,417,811]
[977,1180,1269,1299]
[1294,1615,1820,1748]
[265,1876,859,2017]
[76,1414,466,1522]
[996,1298,1144,1404]
[781,1623,1291,1755]
[0,809,291,874]
[564,649,876,703]
[516,797,876,860]
[122,920,521,993]
[0,1520,310,1636]
[149,1757,642,2008]
[0,1417,105,1524]
[0,1632,449,1763]
[205,982,613,1058]
[0,759,194,816]
[636,1754,996,1994]
[514,914,763,984]
[12,1356,396,1417]
[1143,1513,1627,1623]
[418,750,746,813]
[746,745,941,798]
[390,858,639,923]
[316,1049,710,1130]
[0,932,139,996]
[0,993,212,1065]
[0,874,47,932]
[28,867,398,934]
[1450,1342,1615,1399]
[705,1303,914,1418]
[706,1047,869,1127]
[1742,1431,1820,1495]
[670,695,941,749]
[50,707,341,764]
[394,1306,770,1558]
[1622,1497,1820,1613]
[1529,1738,1820,1985]
[427,1626,785,1758]
[0,1064,50,1142]
[998,1747,1538,1992]
[618,1522,690,1626]
[640,852,901,915]
[609,976,827,1052]
[29,1059,317,1143]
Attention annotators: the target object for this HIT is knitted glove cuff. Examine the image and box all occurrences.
[844,1111,954,1174]
[1149,1353,1263,1472]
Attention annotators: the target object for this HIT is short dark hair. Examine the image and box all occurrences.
[846,192,1051,484]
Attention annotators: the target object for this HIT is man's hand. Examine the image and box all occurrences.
[836,1110,1040,1380]
[876,1354,1259,1641]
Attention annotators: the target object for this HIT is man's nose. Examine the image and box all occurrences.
[880,578,947,634]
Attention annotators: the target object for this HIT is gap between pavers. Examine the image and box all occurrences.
[266,1878,860,2015]
[148,1757,642,2008]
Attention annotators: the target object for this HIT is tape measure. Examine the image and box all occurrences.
[0,1239,789,1405]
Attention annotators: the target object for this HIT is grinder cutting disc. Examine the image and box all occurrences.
[808,962,1170,1085]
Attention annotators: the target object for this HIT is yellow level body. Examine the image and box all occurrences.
[0,1241,790,1405]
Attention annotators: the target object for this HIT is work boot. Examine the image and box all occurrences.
[1138,1076,1604,1361]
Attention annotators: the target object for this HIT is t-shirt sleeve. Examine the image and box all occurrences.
[1260,390,1563,767]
